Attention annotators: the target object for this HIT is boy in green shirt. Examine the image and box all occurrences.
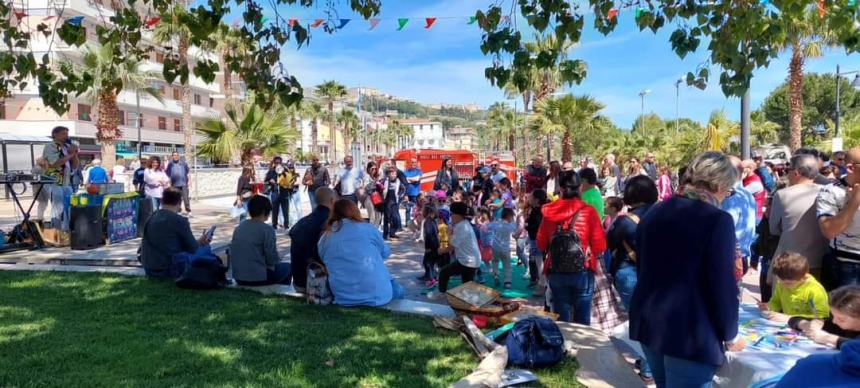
[760,251,830,321]
[578,168,605,221]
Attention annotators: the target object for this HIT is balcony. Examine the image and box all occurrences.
[116,91,220,120]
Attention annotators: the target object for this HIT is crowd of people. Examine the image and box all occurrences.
[130,141,860,387]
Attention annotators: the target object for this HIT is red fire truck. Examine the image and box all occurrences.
[392,149,518,192]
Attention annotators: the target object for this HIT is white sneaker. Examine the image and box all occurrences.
[186,212,192,217]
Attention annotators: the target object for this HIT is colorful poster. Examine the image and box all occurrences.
[106,196,139,244]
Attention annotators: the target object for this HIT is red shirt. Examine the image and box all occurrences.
[537,197,607,272]
[743,173,766,220]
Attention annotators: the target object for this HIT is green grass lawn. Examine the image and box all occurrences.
[0,271,578,387]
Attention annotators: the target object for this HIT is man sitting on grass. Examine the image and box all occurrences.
[760,251,830,322]
[230,195,291,286]
[140,187,211,278]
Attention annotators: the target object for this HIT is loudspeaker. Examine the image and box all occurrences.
[70,206,104,250]
[137,197,154,237]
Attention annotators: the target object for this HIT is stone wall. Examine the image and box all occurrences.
[187,168,274,198]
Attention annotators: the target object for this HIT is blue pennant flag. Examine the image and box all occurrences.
[66,16,84,26]
[336,19,350,29]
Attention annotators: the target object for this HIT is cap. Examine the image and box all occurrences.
[450,202,470,216]
[435,190,447,200]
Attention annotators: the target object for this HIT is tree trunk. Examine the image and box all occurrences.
[180,33,193,163]
[95,91,121,169]
[222,49,233,107]
[311,119,318,156]
[328,101,336,163]
[788,44,804,152]
[562,130,572,162]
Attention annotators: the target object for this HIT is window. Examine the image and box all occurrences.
[172,88,180,100]
[173,118,180,132]
[0,100,5,119]
[118,110,125,125]
[159,85,166,95]
[193,94,202,105]
[156,52,164,64]
[209,97,214,108]
[158,116,166,130]
[77,104,91,121]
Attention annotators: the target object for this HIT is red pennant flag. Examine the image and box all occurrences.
[288,18,297,27]
[144,16,161,27]
[311,19,324,28]
[608,8,618,21]
[424,17,437,29]
[14,10,27,19]
[818,0,825,18]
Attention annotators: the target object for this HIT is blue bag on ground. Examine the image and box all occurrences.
[175,246,227,290]
[504,316,566,368]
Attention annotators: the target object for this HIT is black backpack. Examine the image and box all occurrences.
[548,209,588,273]
[504,316,566,368]
[175,256,228,290]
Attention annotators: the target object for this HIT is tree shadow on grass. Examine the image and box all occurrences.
[0,271,475,387]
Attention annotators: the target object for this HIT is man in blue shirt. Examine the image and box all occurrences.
[722,156,758,274]
[85,159,109,184]
[166,152,191,215]
[404,157,422,226]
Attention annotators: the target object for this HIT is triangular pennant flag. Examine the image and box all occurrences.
[261,17,269,24]
[607,8,618,21]
[818,0,825,18]
[468,16,477,25]
[144,16,160,27]
[311,19,324,28]
[288,18,297,27]
[336,18,350,29]
[635,8,644,19]
[66,16,84,26]
[368,18,381,30]
[396,18,409,31]
[424,17,436,29]
[13,10,27,19]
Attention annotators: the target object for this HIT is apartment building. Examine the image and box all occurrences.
[445,127,478,151]
[0,0,229,163]
[399,118,444,150]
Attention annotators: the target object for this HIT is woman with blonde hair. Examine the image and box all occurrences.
[318,199,403,306]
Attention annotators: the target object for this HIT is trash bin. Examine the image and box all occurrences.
[70,203,104,250]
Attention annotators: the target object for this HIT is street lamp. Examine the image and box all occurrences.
[835,64,860,148]
[675,78,684,133]
[638,89,651,132]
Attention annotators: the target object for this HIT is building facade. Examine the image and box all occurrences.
[445,127,478,151]
[400,119,444,150]
[1,0,229,164]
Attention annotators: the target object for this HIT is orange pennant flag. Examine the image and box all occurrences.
[288,18,297,27]
[311,19,324,28]
[608,8,619,21]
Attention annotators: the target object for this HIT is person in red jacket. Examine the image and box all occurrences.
[522,155,548,194]
[537,170,607,324]
[742,159,766,222]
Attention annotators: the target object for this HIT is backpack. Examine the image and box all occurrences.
[175,255,228,290]
[504,316,566,368]
[548,209,588,273]
[132,167,145,194]
[307,261,333,305]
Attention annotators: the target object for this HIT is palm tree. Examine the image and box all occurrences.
[702,110,738,153]
[487,102,519,152]
[522,34,576,159]
[153,4,194,160]
[205,24,252,107]
[197,101,296,165]
[337,109,360,158]
[72,42,163,169]
[300,101,324,156]
[315,80,347,162]
[532,95,604,162]
[777,9,836,151]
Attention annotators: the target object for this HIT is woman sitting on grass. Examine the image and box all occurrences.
[230,195,291,286]
[318,199,403,307]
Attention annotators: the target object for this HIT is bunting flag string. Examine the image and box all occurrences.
[336,18,350,29]
[396,18,409,31]
[144,16,161,28]
[368,18,381,30]
[13,10,28,19]
[310,19,324,28]
[424,17,436,29]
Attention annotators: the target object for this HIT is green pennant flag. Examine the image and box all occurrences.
[468,16,477,25]
[261,17,269,24]
[635,8,644,19]
[397,18,409,30]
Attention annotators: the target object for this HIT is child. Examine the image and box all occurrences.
[525,190,549,293]
[435,190,451,225]
[488,189,503,219]
[475,207,494,283]
[789,285,860,349]
[515,196,529,267]
[437,210,450,271]
[760,251,830,321]
[603,196,624,232]
[437,202,481,294]
[488,208,520,289]
[409,192,426,241]
[418,204,440,286]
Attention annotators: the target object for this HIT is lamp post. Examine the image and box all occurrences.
[674,79,683,133]
[835,64,860,151]
[638,89,651,132]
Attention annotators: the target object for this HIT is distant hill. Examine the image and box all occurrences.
[351,95,488,129]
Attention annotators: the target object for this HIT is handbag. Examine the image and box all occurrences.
[302,170,314,187]
[370,191,384,206]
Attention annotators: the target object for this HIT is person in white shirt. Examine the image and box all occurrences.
[437,202,480,293]
[818,147,860,289]
[143,156,171,209]
[333,155,365,204]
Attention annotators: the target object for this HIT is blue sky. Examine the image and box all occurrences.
[267,0,860,129]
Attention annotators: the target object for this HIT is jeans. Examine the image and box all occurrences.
[308,189,318,209]
[548,271,594,324]
[439,261,477,293]
[341,193,358,204]
[835,258,860,288]
[516,236,527,265]
[491,248,512,283]
[528,239,545,286]
[238,200,249,222]
[642,345,719,388]
[236,262,292,286]
[422,251,438,279]
[404,195,417,226]
[270,191,290,229]
[759,258,773,303]
[175,185,191,212]
[614,262,638,311]
[49,185,73,230]
[391,279,405,300]
[147,196,162,211]
[288,191,303,227]
[382,199,399,238]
